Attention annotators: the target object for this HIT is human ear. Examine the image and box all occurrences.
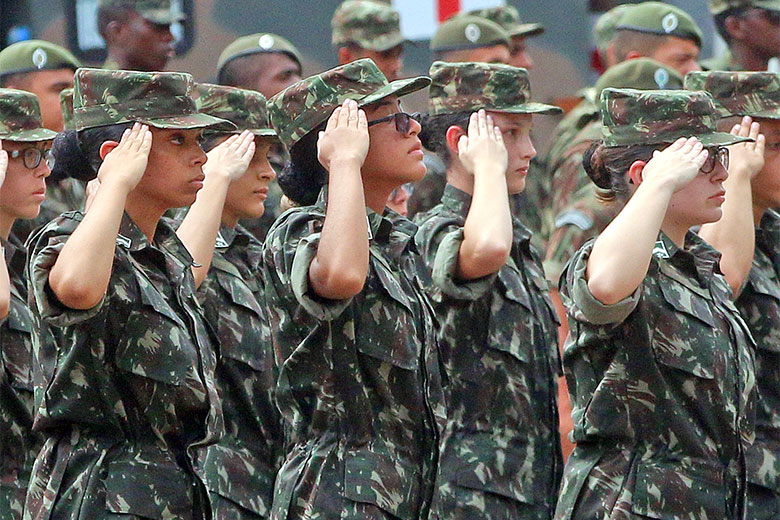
[445,125,466,156]
[628,160,647,185]
[98,141,120,161]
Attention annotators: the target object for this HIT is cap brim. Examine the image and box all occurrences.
[141,9,186,25]
[1,128,58,142]
[509,23,545,38]
[697,132,753,147]
[361,34,406,52]
[747,108,780,120]
[142,113,236,130]
[358,76,431,106]
[492,102,562,115]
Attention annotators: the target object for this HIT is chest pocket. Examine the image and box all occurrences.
[214,270,267,371]
[486,268,534,364]
[1,297,34,391]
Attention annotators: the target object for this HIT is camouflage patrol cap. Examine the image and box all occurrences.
[194,83,277,138]
[685,71,780,119]
[217,33,302,81]
[0,40,81,79]
[594,5,632,53]
[466,5,544,38]
[617,2,703,47]
[428,61,561,116]
[73,68,231,131]
[709,0,780,15]
[594,58,684,102]
[0,88,57,142]
[97,0,185,24]
[60,88,75,131]
[431,15,510,52]
[268,58,430,149]
[600,88,752,147]
[331,0,405,52]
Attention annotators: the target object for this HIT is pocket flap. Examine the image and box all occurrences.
[498,268,532,310]
[201,443,275,516]
[343,450,421,520]
[138,283,183,324]
[105,459,193,519]
[652,330,715,379]
[658,281,716,328]
[215,271,264,319]
[6,302,33,334]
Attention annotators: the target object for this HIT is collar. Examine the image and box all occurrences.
[116,213,194,265]
[655,230,722,280]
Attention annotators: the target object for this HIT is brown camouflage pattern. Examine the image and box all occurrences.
[685,70,780,119]
[331,0,405,51]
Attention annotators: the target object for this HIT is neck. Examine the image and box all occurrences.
[660,217,689,249]
[446,162,475,195]
[124,192,166,242]
[221,211,238,229]
[360,175,394,215]
[0,211,14,241]
[729,41,771,71]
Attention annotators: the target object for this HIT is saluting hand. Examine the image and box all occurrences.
[641,137,709,192]
[728,116,765,179]
[203,129,256,182]
[317,99,369,172]
[457,109,508,177]
[97,122,152,192]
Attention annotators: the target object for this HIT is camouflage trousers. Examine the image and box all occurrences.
[436,482,553,520]
[746,483,780,520]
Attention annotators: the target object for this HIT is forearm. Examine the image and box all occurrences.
[0,254,9,319]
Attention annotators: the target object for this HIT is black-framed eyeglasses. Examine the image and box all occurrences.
[367,112,418,135]
[8,147,54,170]
[702,147,729,174]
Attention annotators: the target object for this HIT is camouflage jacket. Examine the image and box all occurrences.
[543,95,599,186]
[414,185,563,518]
[197,224,283,518]
[0,235,42,520]
[555,232,756,520]
[24,212,223,520]
[261,188,446,520]
[735,209,780,495]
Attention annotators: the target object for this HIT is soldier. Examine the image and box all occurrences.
[465,5,544,70]
[414,61,563,519]
[262,58,446,519]
[331,0,407,81]
[0,89,56,520]
[702,0,780,71]
[555,88,760,520]
[685,70,780,519]
[97,0,184,71]
[23,68,235,520]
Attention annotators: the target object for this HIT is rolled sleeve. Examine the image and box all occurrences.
[430,227,496,300]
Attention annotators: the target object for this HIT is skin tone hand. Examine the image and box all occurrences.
[0,143,10,319]
[309,99,371,300]
[639,137,709,193]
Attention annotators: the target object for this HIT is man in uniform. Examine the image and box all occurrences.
[703,0,780,71]
[97,0,184,71]
[465,5,544,70]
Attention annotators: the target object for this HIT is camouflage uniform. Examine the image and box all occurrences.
[331,0,406,52]
[23,68,229,520]
[555,88,756,520]
[263,60,446,520]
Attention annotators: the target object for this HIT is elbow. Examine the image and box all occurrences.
[309,263,367,300]
[586,273,625,306]
[459,240,511,279]
[49,271,105,310]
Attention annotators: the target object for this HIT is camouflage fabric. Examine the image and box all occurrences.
[414,184,563,519]
[600,87,751,147]
[428,61,561,116]
[555,232,756,520]
[267,58,430,150]
[60,87,75,131]
[430,15,510,52]
[685,70,780,119]
[616,1,703,47]
[465,5,544,38]
[24,212,223,520]
[196,225,284,519]
[261,187,446,520]
[0,88,57,142]
[709,0,780,14]
[97,0,185,24]
[0,40,80,78]
[194,83,277,137]
[331,0,405,51]
[11,178,87,244]
[0,235,43,520]
[217,33,302,81]
[700,51,745,72]
[734,209,780,518]
[72,68,230,131]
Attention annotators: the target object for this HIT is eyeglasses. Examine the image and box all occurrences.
[701,147,729,174]
[8,147,54,170]
[367,112,417,135]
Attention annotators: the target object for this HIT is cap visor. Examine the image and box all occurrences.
[510,23,544,38]
[358,76,431,106]
[697,132,754,147]
[142,9,186,25]
[142,113,236,130]
[364,34,406,52]
[494,102,562,115]
[747,108,780,120]
[2,128,58,142]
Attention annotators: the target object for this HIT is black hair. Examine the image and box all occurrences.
[97,6,134,40]
[50,123,133,183]
[417,111,471,168]
[277,121,328,206]
[199,132,231,153]
[713,7,745,44]
[583,141,661,202]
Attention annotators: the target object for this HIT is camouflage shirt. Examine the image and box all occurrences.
[414,185,563,519]
[555,232,756,520]
[196,224,283,519]
[261,187,446,520]
[24,212,223,520]
[0,235,42,520]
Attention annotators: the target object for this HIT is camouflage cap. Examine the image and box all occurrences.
[428,61,561,116]
[217,33,302,80]
[594,58,684,102]
[0,88,58,142]
[73,68,232,131]
[709,0,780,15]
[685,71,780,119]
[617,2,703,48]
[194,83,277,138]
[97,0,185,25]
[466,5,544,38]
[431,15,510,52]
[60,88,75,131]
[0,40,81,79]
[594,5,632,53]
[600,87,752,147]
[331,0,405,52]
[268,58,430,149]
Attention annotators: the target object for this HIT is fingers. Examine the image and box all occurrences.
[468,111,478,137]
[458,135,468,156]
[737,116,753,138]
[357,108,367,130]
[478,109,488,135]
[755,133,766,156]
[326,107,341,131]
[138,125,153,155]
[338,99,353,129]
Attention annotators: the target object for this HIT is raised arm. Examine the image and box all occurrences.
[0,146,9,319]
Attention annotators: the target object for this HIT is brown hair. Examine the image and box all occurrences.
[583,141,661,202]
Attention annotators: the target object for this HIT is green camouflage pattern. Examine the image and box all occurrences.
[267,58,429,149]
[217,33,302,78]
[0,88,57,142]
[428,61,561,116]
[556,232,756,520]
[430,15,510,52]
[97,0,185,24]
[616,1,703,47]
[735,209,780,517]
[593,5,632,52]
[261,188,446,520]
[0,40,80,78]
[685,71,780,119]
[0,236,43,520]
[414,184,563,519]
[73,67,230,131]
[195,225,284,519]
[600,87,750,147]
[709,0,780,14]
[195,83,277,137]
[60,87,74,131]
[24,212,224,520]
[331,0,405,51]
[465,5,544,38]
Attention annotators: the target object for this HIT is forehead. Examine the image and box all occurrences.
[488,111,533,127]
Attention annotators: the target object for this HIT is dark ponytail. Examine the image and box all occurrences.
[277,122,328,207]
[50,123,134,183]
[583,141,660,202]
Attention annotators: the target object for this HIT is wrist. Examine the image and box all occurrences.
[99,176,135,196]
[329,155,364,171]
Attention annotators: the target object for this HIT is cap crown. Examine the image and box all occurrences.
[0,40,81,78]
[217,33,302,76]
[97,0,184,24]
[0,88,56,141]
[593,5,631,52]
[594,58,684,101]
[466,5,543,37]
[431,15,510,52]
[60,88,75,131]
[685,71,780,119]
[195,83,275,136]
[331,0,404,51]
[617,2,703,47]
[708,0,780,14]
